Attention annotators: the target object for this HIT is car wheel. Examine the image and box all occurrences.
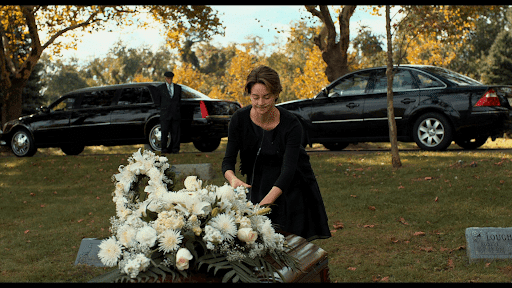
[455,136,488,150]
[193,138,221,152]
[11,129,37,157]
[61,144,85,155]
[322,142,349,151]
[148,124,170,151]
[412,112,453,151]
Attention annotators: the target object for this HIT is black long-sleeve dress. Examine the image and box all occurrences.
[222,105,331,241]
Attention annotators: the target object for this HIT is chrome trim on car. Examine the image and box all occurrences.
[312,117,402,124]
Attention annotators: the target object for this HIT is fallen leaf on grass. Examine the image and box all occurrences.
[350,195,357,198]
[420,246,434,252]
[447,258,454,269]
[398,217,409,225]
[434,196,439,202]
[368,206,376,211]
[363,224,375,228]
[77,219,84,223]
[333,221,344,229]
[24,230,30,234]
[398,185,405,189]
[372,275,389,282]
[347,267,357,271]
[414,231,426,236]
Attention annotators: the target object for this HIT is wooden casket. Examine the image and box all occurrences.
[89,234,329,283]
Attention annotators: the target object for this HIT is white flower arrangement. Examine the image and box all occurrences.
[98,149,298,283]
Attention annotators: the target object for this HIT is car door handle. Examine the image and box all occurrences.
[346,103,359,108]
[401,98,416,104]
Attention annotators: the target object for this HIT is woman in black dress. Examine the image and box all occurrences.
[222,66,331,241]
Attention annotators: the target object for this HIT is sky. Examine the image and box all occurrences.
[57,5,393,65]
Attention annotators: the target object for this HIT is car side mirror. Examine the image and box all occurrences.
[315,88,328,99]
[37,106,49,113]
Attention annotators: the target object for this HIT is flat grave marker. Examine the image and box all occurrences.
[465,227,512,263]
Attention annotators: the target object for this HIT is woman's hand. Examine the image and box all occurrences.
[224,170,251,189]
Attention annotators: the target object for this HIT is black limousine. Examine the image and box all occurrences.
[0,82,241,157]
[277,65,512,151]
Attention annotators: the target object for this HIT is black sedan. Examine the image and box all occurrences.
[0,82,241,157]
[277,65,512,151]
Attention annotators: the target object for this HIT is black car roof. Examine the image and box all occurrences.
[62,82,164,96]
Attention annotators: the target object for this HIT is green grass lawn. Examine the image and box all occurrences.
[1,139,512,282]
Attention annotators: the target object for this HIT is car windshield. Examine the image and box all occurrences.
[421,66,482,86]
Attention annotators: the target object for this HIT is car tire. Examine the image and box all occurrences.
[148,124,170,151]
[322,142,349,151]
[11,128,37,157]
[412,112,453,151]
[193,138,221,152]
[455,136,488,150]
[61,144,85,155]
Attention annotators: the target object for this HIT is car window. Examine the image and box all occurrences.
[329,71,372,96]
[50,95,77,112]
[415,72,445,89]
[141,87,153,103]
[421,66,482,86]
[180,85,210,100]
[118,88,142,105]
[80,90,116,108]
[372,69,417,93]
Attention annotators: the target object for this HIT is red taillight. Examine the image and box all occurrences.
[475,89,501,107]
[199,100,209,118]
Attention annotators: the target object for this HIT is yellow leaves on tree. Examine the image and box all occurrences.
[221,49,262,106]
[173,63,206,92]
[397,5,483,67]
[405,33,463,67]
[291,46,329,99]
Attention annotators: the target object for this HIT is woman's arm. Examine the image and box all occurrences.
[259,117,302,205]
[259,186,282,205]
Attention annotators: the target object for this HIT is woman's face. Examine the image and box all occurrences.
[250,83,276,115]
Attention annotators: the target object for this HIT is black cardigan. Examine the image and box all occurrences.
[222,105,315,193]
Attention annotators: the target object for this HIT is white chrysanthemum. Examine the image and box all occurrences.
[184,176,202,191]
[158,229,183,253]
[117,225,137,248]
[210,213,237,241]
[135,225,158,247]
[98,237,122,267]
[216,184,235,201]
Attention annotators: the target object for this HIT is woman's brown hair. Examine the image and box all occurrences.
[244,66,282,100]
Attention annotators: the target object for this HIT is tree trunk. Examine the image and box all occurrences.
[1,80,25,126]
[306,5,356,82]
[386,5,402,169]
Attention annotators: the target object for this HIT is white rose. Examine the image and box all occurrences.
[176,248,193,270]
[237,228,258,244]
[184,176,202,191]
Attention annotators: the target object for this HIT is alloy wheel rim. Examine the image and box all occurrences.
[418,118,445,147]
[12,132,29,156]
[149,125,171,151]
